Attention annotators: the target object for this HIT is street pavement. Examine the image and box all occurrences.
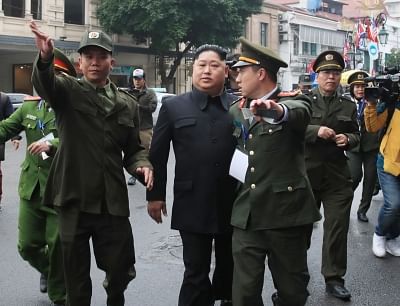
[0,139,399,306]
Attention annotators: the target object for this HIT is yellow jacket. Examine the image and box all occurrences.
[364,104,400,176]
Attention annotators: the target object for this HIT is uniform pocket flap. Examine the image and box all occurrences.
[312,112,322,118]
[337,115,352,121]
[118,116,135,127]
[174,118,196,128]
[259,124,283,135]
[72,103,97,116]
[272,178,306,193]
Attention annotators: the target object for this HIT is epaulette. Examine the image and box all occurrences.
[278,89,302,97]
[339,94,354,103]
[23,95,41,102]
[117,87,138,101]
[231,96,246,108]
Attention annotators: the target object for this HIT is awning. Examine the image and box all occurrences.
[299,25,345,48]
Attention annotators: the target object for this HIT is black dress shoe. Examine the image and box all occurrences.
[357,212,369,222]
[220,300,232,306]
[40,273,47,293]
[326,283,351,300]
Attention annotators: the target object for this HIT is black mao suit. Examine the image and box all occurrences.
[147,88,237,306]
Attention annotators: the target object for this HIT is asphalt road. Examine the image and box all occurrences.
[0,138,399,306]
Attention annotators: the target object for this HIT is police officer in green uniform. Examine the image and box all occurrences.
[0,48,76,305]
[229,37,321,306]
[305,51,360,300]
[345,71,379,222]
[30,21,153,306]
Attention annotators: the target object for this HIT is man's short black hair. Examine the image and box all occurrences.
[194,44,228,61]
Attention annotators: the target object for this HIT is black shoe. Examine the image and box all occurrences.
[357,212,369,222]
[372,185,380,196]
[40,273,47,293]
[326,283,351,301]
[127,176,136,186]
[220,300,232,306]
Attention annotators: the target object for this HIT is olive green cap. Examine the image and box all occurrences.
[347,70,369,85]
[232,37,288,73]
[313,50,345,72]
[54,48,77,77]
[77,30,113,53]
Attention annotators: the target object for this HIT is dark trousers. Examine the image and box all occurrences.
[57,206,136,306]
[312,165,353,284]
[232,225,312,306]
[347,150,378,214]
[178,230,233,306]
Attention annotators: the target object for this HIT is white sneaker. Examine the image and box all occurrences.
[372,233,386,257]
[386,237,400,256]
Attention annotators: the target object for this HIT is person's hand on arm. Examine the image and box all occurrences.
[27,141,52,155]
[317,126,336,140]
[334,134,349,148]
[147,201,167,224]
[29,20,54,61]
[135,166,154,190]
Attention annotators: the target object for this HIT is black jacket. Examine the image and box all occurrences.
[147,88,237,233]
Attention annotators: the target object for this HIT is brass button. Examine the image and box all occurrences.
[249,134,253,139]
[268,129,273,133]
[250,167,255,173]
[251,184,256,189]
[288,186,293,192]
[249,150,254,156]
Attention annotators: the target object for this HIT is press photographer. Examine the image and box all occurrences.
[364,68,400,258]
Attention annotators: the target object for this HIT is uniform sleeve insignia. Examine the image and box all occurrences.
[23,95,41,102]
[277,89,302,97]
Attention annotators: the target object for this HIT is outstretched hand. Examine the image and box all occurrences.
[29,21,54,61]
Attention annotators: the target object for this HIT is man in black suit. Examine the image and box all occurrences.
[147,44,237,306]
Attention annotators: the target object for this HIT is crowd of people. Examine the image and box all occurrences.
[0,21,398,306]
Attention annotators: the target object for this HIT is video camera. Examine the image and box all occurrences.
[364,66,400,103]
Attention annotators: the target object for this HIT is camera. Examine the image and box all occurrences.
[364,66,400,103]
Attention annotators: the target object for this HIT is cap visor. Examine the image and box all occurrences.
[78,44,112,53]
[232,61,255,68]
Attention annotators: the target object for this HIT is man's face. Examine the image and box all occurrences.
[353,84,365,99]
[317,70,341,95]
[133,77,145,90]
[235,65,263,99]
[79,46,114,87]
[192,50,228,96]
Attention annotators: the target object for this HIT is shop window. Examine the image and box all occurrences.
[13,64,33,95]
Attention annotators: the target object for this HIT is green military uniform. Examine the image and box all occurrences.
[345,71,380,221]
[0,97,65,304]
[32,30,151,306]
[305,51,360,296]
[230,38,321,306]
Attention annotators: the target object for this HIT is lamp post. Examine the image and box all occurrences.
[376,12,389,73]
[347,33,362,69]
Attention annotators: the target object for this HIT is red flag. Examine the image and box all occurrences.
[367,18,379,43]
[355,20,366,48]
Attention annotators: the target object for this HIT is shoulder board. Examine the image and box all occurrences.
[277,89,302,97]
[231,96,244,106]
[339,94,354,103]
[23,95,41,102]
[117,87,138,100]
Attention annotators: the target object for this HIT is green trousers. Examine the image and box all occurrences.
[232,225,312,306]
[18,188,65,303]
[57,205,136,306]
